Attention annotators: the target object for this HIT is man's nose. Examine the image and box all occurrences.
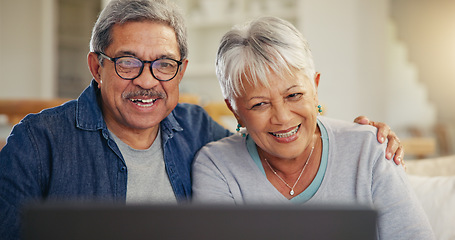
[132,65,160,89]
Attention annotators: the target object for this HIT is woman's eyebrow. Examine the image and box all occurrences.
[283,84,304,93]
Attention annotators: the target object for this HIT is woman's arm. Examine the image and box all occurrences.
[192,150,237,204]
[371,151,434,239]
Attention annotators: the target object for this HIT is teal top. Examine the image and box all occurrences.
[246,119,329,203]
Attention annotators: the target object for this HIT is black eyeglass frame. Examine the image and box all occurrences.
[96,52,183,81]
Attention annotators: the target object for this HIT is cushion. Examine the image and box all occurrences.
[405,155,455,176]
[407,174,455,240]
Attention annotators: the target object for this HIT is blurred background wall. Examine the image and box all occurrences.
[0,0,454,157]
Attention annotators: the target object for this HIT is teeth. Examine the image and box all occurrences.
[130,98,156,107]
[271,126,299,138]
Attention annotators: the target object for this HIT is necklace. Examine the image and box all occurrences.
[263,144,315,196]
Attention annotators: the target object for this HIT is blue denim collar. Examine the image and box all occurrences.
[75,80,107,131]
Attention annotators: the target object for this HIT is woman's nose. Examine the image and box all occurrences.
[270,102,292,124]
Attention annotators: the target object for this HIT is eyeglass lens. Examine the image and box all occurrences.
[115,57,179,81]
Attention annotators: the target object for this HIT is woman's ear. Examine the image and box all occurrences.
[313,72,321,104]
[314,72,321,88]
[87,52,102,86]
[224,99,242,125]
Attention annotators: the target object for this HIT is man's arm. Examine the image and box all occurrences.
[354,116,404,165]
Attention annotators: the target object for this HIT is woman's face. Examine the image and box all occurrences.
[234,70,319,160]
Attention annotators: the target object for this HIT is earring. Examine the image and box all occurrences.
[236,124,247,137]
[317,105,323,115]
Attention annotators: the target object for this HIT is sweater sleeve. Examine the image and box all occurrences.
[191,147,238,204]
[318,117,435,239]
[372,151,435,239]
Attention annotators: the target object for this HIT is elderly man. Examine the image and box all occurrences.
[0,0,402,239]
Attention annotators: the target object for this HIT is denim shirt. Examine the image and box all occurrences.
[0,80,231,239]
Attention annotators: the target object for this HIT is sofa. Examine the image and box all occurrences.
[405,155,455,240]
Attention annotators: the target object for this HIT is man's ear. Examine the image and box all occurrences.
[176,59,189,84]
[87,52,102,85]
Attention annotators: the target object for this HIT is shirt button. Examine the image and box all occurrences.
[120,166,126,172]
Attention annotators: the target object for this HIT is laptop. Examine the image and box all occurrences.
[22,202,377,240]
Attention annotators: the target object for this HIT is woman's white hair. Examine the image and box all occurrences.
[216,16,316,111]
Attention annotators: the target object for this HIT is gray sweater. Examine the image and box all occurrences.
[192,116,434,239]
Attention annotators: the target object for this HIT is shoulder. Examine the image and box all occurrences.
[173,102,205,113]
[318,116,385,168]
[195,134,245,161]
[2,100,79,160]
[172,103,210,120]
[164,103,213,134]
[169,103,231,141]
[200,134,244,151]
[5,100,79,154]
[318,116,377,142]
[171,103,216,130]
[18,100,77,128]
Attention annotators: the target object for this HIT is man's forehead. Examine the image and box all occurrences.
[107,21,180,59]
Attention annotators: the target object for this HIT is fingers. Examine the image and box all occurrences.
[354,116,384,140]
[401,158,407,171]
[371,121,390,144]
[371,120,406,165]
[354,116,370,125]
[384,131,405,165]
[354,116,405,166]
[393,146,405,167]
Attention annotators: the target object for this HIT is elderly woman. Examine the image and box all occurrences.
[192,17,434,239]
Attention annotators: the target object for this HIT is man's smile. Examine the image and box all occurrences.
[129,98,157,107]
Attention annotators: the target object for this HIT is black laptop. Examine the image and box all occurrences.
[22,202,377,240]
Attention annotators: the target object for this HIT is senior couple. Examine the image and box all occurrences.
[0,0,433,239]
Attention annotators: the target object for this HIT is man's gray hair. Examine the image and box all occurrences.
[216,16,316,110]
[90,0,187,63]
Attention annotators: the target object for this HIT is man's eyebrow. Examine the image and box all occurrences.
[116,51,180,60]
[158,53,180,60]
[116,50,136,57]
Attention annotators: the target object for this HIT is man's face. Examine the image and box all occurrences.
[95,21,187,135]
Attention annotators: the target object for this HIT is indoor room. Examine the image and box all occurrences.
[0,0,454,239]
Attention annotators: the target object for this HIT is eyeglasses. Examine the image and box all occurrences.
[96,52,182,81]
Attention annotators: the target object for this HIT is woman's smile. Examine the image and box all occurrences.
[269,124,300,138]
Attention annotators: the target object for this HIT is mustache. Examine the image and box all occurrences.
[122,89,166,99]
